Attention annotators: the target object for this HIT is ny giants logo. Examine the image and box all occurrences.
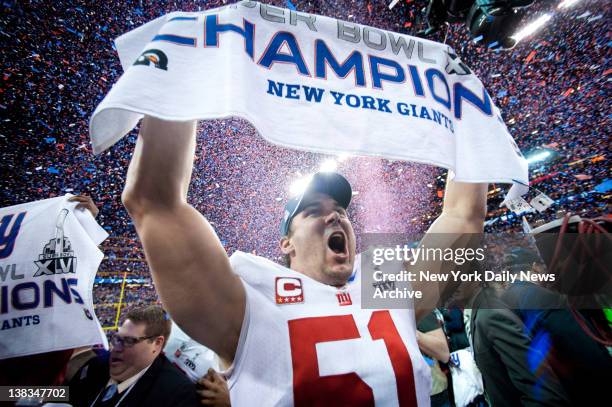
[336,291,352,306]
[275,277,304,304]
[0,212,27,259]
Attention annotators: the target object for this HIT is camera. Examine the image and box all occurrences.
[419,0,535,49]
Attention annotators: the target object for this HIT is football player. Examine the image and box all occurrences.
[122,117,487,406]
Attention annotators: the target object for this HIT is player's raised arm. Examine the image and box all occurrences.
[412,175,488,321]
[428,175,488,235]
[122,116,245,362]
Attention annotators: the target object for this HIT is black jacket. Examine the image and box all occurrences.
[469,288,571,407]
[502,282,612,406]
[69,353,199,407]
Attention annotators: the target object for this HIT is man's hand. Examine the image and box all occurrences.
[196,369,231,406]
[68,195,99,218]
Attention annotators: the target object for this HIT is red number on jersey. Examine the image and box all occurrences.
[369,311,418,406]
[288,311,417,407]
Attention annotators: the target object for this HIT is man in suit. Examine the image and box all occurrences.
[70,305,198,406]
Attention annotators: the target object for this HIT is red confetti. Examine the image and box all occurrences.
[525,50,537,63]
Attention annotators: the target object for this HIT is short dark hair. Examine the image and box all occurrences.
[124,305,172,346]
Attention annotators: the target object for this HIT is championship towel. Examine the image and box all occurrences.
[0,195,109,359]
[165,321,220,382]
[89,0,528,193]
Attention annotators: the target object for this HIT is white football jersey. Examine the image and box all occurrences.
[227,251,431,406]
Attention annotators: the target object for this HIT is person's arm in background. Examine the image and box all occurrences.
[417,311,450,363]
[68,195,99,218]
[417,328,450,363]
[122,117,245,362]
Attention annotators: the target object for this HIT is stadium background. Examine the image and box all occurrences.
[0,0,609,332]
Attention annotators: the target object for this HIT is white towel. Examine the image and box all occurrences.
[0,195,109,359]
[89,1,528,194]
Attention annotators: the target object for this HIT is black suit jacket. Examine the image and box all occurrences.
[502,282,612,406]
[69,353,198,407]
[469,288,571,407]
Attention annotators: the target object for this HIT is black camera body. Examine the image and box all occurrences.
[421,0,535,49]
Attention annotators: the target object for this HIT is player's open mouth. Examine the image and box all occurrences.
[328,231,347,255]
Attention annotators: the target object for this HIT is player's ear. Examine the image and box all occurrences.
[280,236,294,255]
[153,336,165,353]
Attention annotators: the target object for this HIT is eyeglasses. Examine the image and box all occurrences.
[110,334,156,348]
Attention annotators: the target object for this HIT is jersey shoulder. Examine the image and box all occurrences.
[229,251,303,297]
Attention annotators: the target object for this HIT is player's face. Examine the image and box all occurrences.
[109,319,161,382]
[282,193,356,287]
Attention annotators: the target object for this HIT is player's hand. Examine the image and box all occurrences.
[196,368,231,406]
[68,195,99,218]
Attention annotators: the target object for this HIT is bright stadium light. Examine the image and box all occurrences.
[526,150,551,164]
[558,0,581,9]
[289,174,313,196]
[511,14,552,44]
[319,159,338,172]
